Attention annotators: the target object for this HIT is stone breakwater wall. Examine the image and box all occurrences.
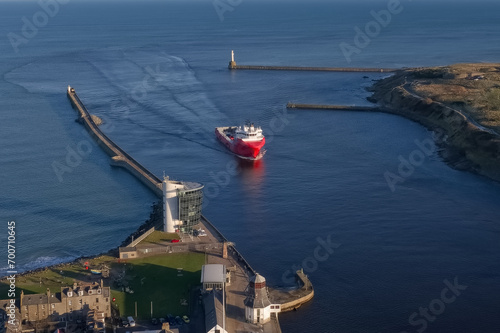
[229,63,396,73]
[67,86,163,197]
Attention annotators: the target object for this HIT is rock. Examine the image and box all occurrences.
[91,115,103,126]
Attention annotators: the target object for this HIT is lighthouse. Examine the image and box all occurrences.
[244,274,272,324]
[228,50,237,69]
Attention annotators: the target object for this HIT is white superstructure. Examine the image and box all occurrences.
[234,123,264,141]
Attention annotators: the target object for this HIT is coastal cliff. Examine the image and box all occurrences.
[369,64,500,182]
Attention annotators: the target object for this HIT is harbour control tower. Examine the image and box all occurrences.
[162,176,204,234]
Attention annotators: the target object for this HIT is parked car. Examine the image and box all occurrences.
[127,316,136,327]
[171,239,180,243]
[182,315,190,324]
[166,314,175,326]
[175,316,183,326]
[152,318,158,325]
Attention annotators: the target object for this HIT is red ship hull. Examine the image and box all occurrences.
[215,127,265,159]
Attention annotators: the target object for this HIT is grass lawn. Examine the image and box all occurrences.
[142,231,180,244]
[0,252,204,320]
[110,252,204,319]
[0,255,115,297]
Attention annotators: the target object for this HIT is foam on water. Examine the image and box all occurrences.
[1,1,500,332]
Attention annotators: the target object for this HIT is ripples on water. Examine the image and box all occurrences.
[1,1,500,332]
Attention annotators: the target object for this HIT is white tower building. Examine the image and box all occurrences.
[162,176,204,233]
[244,274,272,324]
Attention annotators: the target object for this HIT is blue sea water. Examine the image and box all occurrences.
[1,0,500,332]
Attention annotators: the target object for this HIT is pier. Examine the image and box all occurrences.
[269,270,314,312]
[230,64,397,73]
[67,86,163,197]
[228,50,397,73]
[287,102,381,112]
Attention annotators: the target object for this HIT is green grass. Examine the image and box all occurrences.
[142,231,180,244]
[0,255,115,297]
[0,253,203,320]
[110,252,203,319]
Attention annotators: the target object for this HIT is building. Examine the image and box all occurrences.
[244,274,280,324]
[86,310,105,333]
[203,290,227,333]
[1,280,111,328]
[201,264,227,292]
[119,247,138,259]
[162,176,204,233]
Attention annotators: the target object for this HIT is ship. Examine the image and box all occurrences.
[215,122,266,160]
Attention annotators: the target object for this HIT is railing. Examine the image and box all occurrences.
[201,215,228,242]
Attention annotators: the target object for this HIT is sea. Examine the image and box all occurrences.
[1,0,500,332]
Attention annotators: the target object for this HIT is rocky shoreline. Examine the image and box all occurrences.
[368,64,500,182]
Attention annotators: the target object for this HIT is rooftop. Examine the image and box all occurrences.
[20,282,110,306]
[201,264,226,284]
[250,273,266,284]
[119,247,137,252]
[203,290,226,333]
[164,175,203,192]
[179,181,204,191]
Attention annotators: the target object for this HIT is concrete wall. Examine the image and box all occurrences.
[278,271,315,312]
[127,227,155,248]
[279,290,314,313]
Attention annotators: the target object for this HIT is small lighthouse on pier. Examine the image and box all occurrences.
[228,50,237,69]
[244,274,273,324]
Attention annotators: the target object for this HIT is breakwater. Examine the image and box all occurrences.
[287,102,381,112]
[270,269,315,312]
[67,86,163,197]
[228,63,396,73]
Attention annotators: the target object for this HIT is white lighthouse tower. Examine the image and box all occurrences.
[228,50,237,69]
[163,176,181,233]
